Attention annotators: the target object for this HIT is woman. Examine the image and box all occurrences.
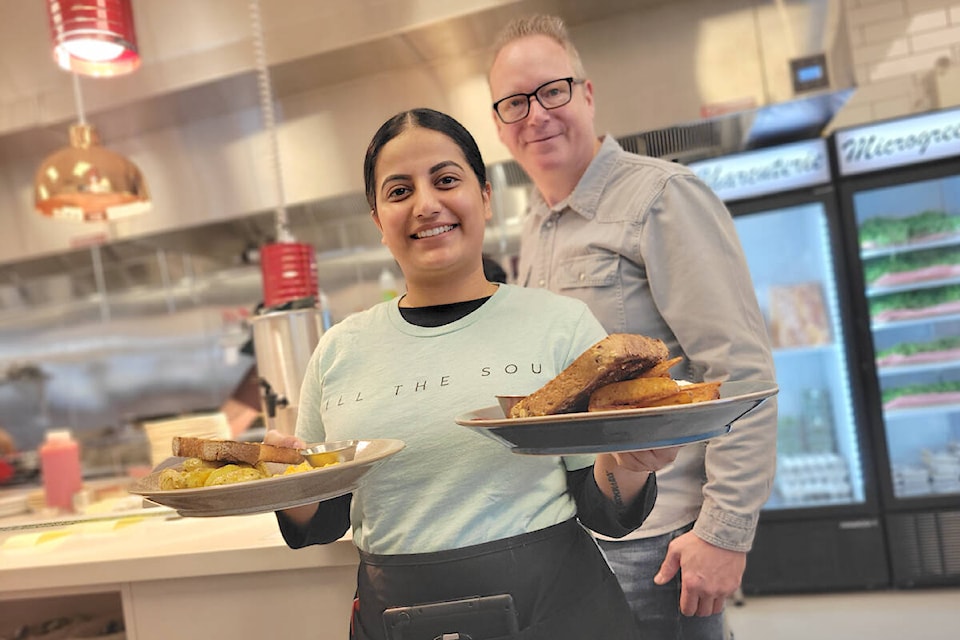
[267,108,679,639]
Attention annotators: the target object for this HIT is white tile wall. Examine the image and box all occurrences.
[907,0,957,13]
[871,91,918,116]
[870,47,950,79]
[909,8,950,30]
[862,17,917,42]
[912,24,960,50]
[839,0,960,125]
[852,37,910,65]
[937,63,960,102]
[847,1,907,28]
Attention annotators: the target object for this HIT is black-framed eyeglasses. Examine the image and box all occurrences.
[492,77,585,124]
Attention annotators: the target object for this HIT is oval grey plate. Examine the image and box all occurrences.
[129,439,405,517]
[456,380,777,455]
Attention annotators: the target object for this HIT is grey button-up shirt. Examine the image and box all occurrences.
[517,135,777,551]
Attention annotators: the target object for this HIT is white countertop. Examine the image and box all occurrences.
[1,501,357,595]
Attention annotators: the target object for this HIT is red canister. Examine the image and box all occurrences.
[260,242,318,308]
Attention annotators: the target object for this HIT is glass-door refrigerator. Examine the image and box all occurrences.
[688,138,889,594]
[832,106,960,588]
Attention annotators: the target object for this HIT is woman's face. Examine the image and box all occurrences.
[371,126,492,285]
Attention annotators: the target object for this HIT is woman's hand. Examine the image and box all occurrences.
[593,446,682,507]
[262,429,305,450]
[263,430,316,523]
[603,446,680,473]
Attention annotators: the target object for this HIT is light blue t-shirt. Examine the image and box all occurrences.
[295,283,606,554]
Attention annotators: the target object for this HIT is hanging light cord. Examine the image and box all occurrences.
[72,73,86,125]
[249,0,292,243]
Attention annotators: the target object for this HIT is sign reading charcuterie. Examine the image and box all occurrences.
[688,139,830,203]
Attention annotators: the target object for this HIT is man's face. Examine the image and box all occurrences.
[488,35,596,181]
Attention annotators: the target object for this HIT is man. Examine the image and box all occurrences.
[487,14,777,639]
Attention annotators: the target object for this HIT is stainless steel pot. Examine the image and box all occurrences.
[250,307,323,435]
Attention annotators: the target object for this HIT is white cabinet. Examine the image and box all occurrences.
[0,512,358,639]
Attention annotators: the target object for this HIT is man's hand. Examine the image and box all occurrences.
[654,531,746,617]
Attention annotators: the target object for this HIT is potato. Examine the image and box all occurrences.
[588,377,680,411]
[280,461,314,475]
[204,464,265,486]
[158,457,318,491]
[680,381,722,403]
[159,467,187,490]
[587,375,721,412]
[184,467,215,487]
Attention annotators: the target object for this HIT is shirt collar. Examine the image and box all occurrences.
[530,135,622,221]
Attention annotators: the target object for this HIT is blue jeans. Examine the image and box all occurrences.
[597,523,728,640]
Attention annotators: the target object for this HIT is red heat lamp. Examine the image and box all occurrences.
[46,0,141,77]
[260,242,318,309]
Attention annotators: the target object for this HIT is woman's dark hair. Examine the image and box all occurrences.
[363,108,487,209]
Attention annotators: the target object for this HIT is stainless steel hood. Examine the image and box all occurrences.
[618,87,856,163]
[0,0,859,291]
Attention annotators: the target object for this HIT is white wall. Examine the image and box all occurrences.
[829,0,960,130]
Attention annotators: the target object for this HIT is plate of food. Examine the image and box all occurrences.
[458,380,777,455]
[455,334,777,455]
[129,437,405,517]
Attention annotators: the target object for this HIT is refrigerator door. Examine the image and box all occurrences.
[690,140,889,593]
[843,169,960,502]
[732,198,871,512]
[731,193,890,593]
[832,108,960,588]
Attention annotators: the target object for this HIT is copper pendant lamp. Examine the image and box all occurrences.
[46,0,141,77]
[34,74,151,222]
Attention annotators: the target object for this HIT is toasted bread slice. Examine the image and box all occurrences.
[171,436,303,466]
[510,334,669,418]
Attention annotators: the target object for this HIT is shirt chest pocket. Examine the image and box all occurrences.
[556,254,619,290]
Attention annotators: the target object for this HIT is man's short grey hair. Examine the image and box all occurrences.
[491,14,587,79]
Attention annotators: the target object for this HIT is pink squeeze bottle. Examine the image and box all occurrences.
[40,429,83,512]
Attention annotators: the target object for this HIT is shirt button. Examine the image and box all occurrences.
[538,279,546,287]
[545,220,553,229]
[579,273,586,281]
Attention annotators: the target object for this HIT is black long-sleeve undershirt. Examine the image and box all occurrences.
[277,467,656,549]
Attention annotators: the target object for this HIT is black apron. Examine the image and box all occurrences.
[351,518,640,640]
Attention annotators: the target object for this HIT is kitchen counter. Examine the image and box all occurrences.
[0,498,359,639]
